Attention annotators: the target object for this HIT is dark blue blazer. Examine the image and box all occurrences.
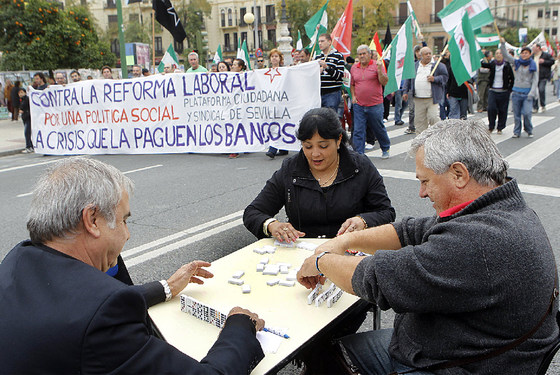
[0,241,264,374]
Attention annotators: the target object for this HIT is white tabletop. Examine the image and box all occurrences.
[148,238,364,374]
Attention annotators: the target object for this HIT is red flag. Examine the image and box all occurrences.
[331,0,353,57]
[373,32,383,56]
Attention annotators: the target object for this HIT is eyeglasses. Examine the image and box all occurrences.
[257,60,264,62]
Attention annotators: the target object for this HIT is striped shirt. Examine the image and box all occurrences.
[314,48,345,95]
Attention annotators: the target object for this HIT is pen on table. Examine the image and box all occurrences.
[263,327,290,339]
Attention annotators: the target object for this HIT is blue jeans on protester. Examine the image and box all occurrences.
[447,96,468,119]
[321,91,341,113]
[511,91,533,135]
[394,89,408,123]
[439,95,450,120]
[339,329,435,375]
[353,103,390,154]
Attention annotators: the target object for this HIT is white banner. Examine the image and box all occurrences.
[30,62,321,155]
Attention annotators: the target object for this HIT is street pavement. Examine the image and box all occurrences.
[1,91,560,373]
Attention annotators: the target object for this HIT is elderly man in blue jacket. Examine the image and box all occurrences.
[402,47,448,134]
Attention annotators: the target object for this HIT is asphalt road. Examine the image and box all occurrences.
[1,105,559,373]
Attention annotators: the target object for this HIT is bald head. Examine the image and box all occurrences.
[420,47,433,65]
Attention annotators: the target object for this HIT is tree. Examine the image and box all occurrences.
[501,28,545,48]
[176,0,212,54]
[0,0,115,71]
[280,0,397,56]
[124,20,151,45]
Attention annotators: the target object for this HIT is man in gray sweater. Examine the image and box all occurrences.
[297,119,558,374]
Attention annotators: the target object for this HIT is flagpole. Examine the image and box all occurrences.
[152,9,156,73]
[116,0,128,79]
[430,43,449,76]
[493,19,502,39]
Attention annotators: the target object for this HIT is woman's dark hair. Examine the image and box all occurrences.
[217,61,230,71]
[296,108,348,145]
[521,46,531,54]
[233,58,247,71]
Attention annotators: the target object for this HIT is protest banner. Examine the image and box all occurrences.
[30,62,321,155]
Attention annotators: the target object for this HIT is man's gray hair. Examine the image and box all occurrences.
[356,44,371,54]
[410,119,508,187]
[188,52,199,59]
[27,157,134,243]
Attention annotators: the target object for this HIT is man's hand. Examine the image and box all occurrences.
[376,59,384,69]
[337,216,367,236]
[268,221,305,243]
[297,254,326,289]
[427,75,435,82]
[402,93,408,102]
[228,307,265,331]
[167,260,213,296]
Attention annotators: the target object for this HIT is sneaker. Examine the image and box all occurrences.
[404,128,415,135]
[277,150,288,156]
[265,151,276,159]
[497,130,503,135]
[22,148,34,154]
[395,120,405,126]
[381,151,390,159]
[228,153,239,159]
[532,108,538,114]
[527,133,534,138]
[540,106,546,113]
[488,129,494,134]
[512,134,520,138]
[383,118,387,123]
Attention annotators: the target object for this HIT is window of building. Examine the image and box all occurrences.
[433,37,445,54]
[553,9,558,18]
[111,39,119,55]
[267,29,276,46]
[233,32,238,50]
[155,36,163,55]
[240,7,247,26]
[221,9,225,27]
[258,30,263,49]
[228,8,233,26]
[174,40,184,54]
[552,28,557,36]
[545,9,551,18]
[129,13,139,23]
[106,0,116,8]
[434,0,444,13]
[251,6,261,22]
[538,9,543,18]
[266,5,275,23]
[224,33,231,50]
[108,14,118,26]
[399,2,408,24]
[241,32,248,44]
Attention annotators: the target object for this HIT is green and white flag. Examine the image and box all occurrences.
[304,1,329,53]
[157,43,179,73]
[438,0,493,33]
[407,0,421,38]
[384,16,416,96]
[236,39,252,70]
[296,31,303,50]
[213,44,223,64]
[476,33,500,46]
[448,12,482,85]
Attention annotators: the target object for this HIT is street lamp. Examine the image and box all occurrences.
[244,12,255,51]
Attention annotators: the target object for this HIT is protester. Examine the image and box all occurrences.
[131,65,142,78]
[265,49,289,160]
[439,50,451,120]
[18,88,33,153]
[209,63,218,72]
[163,63,174,74]
[70,70,82,82]
[501,40,538,138]
[142,68,150,77]
[5,80,14,115]
[33,72,48,90]
[244,107,395,241]
[476,50,492,112]
[231,58,247,73]
[217,61,230,72]
[404,43,426,135]
[101,66,113,79]
[531,43,554,112]
[445,52,469,120]
[300,48,311,63]
[10,81,21,121]
[255,56,266,69]
[350,45,390,158]
[55,72,66,85]
[0,157,265,374]
[297,119,558,374]
[187,51,208,73]
[552,54,560,102]
[315,33,345,112]
[402,47,448,134]
[482,49,515,134]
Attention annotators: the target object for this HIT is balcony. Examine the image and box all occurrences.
[430,14,441,24]
[105,0,116,9]
[393,16,407,25]
[224,45,235,52]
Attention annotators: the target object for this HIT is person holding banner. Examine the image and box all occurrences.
[244,107,395,242]
[186,51,208,73]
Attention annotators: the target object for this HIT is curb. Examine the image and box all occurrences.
[0,148,26,157]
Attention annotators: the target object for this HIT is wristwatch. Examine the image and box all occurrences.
[316,251,330,276]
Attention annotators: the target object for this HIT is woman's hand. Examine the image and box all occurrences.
[337,216,367,236]
[268,221,305,243]
[167,260,214,296]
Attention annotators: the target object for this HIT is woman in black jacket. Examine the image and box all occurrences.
[244,107,395,242]
[482,49,515,134]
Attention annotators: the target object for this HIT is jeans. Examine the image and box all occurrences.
[394,89,408,123]
[487,90,510,131]
[353,104,390,154]
[407,95,415,131]
[339,329,435,375]
[321,91,341,113]
[447,96,468,119]
[534,79,547,109]
[554,79,560,100]
[23,119,33,149]
[439,95,449,120]
[511,91,533,135]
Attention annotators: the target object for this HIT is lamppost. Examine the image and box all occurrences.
[244,11,255,50]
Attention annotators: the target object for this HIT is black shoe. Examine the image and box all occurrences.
[276,150,288,156]
[265,151,276,159]
[395,120,404,125]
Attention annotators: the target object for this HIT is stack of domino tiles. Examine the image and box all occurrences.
[228,270,251,293]
[306,282,344,308]
[255,244,298,287]
[180,294,228,328]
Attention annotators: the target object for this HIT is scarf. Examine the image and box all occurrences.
[515,58,537,72]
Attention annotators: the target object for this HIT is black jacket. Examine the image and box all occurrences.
[482,60,515,92]
[445,59,468,99]
[534,51,554,80]
[0,241,264,374]
[19,95,30,122]
[244,145,395,238]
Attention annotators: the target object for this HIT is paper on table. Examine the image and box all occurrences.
[256,331,283,353]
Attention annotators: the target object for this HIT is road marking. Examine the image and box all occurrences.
[122,210,243,258]
[16,192,33,198]
[0,159,61,174]
[506,127,560,170]
[125,219,243,267]
[378,168,560,198]
[123,165,162,174]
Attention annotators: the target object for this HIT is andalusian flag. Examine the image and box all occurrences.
[384,17,416,96]
[157,43,179,73]
[296,31,303,50]
[407,0,421,38]
[438,0,493,33]
[448,12,482,85]
[476,33,500,46]
[305,1,329,53]
[213,44,223,63]
[237,39,252,70]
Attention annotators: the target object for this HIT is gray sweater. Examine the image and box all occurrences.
[352,179,558,374]
[501,43,539,98]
